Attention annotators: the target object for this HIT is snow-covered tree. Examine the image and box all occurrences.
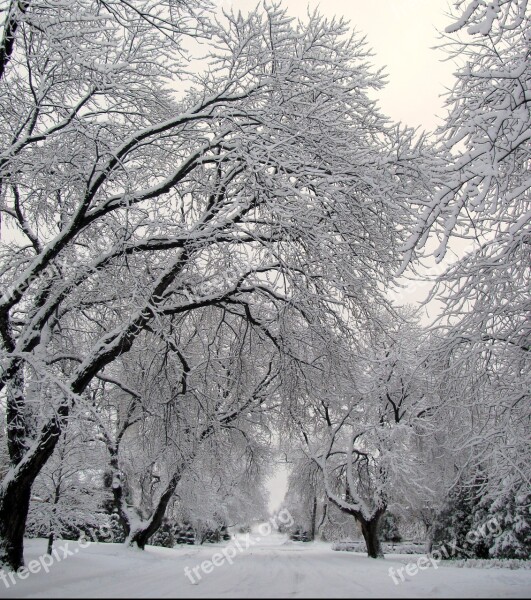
[26,418,108,554]
[172,441,270,543]
[430,471,490,559]
[483,485,531,559]
[0,1,426,569]
[430,468,530,560]
[400,0,530,546]
[281,454,325,541]
[93,305,279,549]
[402,0,530,270]
[290,311,438,558]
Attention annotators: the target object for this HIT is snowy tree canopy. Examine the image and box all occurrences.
[0,0,529,577]
[0,0,428,570]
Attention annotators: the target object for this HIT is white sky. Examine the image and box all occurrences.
[220,0,457,131]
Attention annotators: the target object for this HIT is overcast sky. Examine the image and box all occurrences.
[239,0,460,512]
[220,0,457,132]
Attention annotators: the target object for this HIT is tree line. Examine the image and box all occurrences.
[0,0,529,569]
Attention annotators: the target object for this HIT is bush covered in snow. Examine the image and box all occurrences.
[483,489,531,560]
[332,541,426,554]
[379,512,402,543]
[441,559,531,570]
[430,475,531,561]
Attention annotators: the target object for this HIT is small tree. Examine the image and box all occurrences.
[482,485,531,560]
[379,513,402,543]
[27,419,108,554]
[430,476,489,559]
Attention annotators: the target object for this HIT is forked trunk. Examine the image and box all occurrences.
[128,515,162,550]
[126,469,183,550]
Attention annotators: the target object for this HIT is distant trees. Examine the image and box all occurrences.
[288,312,439,558]
[0,1,424,569]
[400,0,530,559]
[172,443,270,543]
[1,0,526,572]
[280,454,325,541]
[26,417,108,555]
[95,306,278,548]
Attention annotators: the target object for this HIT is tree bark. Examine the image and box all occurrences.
[309,494,317,541]
[47,532,54,556]
[0,412,63,570]
[0,476,33,570]
[359,513,384,559]
[0,1,31,82]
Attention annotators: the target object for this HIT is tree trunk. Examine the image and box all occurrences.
[360,514,384,559]
[0,410,64,570]
[0,477,33,570]
[317,502,327,537]
[309,494,317,541]
[127,469,182,550]
[324,489,385,558]
[107,454,132,541]
[47,532,54,556]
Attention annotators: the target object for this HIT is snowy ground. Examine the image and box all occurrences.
[1,530,530,598]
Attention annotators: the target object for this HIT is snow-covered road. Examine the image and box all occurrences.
[1,532,530,598]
